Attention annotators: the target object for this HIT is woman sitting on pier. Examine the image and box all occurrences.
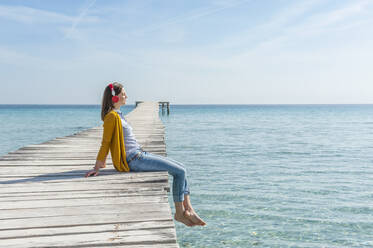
[85,82,206,227]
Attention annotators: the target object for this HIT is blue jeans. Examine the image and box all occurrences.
[127,150,190,202]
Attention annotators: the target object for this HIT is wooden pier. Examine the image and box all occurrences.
[0,102,179,247]
[136,101,170,115]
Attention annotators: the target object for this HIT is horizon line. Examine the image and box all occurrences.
[1,103,373,106]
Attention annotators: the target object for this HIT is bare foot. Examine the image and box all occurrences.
[184,209,206,226]
[174,212,195,227]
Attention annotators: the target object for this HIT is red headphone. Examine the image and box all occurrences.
[108,83,119,103]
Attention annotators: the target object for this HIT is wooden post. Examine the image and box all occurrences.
[158,102,170,115]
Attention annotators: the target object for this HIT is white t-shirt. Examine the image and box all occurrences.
[114,109,142,158]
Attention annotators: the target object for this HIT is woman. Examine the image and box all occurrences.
[85,82,206,227]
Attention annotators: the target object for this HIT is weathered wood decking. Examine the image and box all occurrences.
[0,102,179,247]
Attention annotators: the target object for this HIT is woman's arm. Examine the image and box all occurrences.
[96,113,115,161]
[85,112,115,177]
[94,159,106,170]
[85,159,106,177]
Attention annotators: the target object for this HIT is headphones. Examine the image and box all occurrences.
[108,83,119,103]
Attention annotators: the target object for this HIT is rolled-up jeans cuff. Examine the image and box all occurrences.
[173,191,190,202]
[173,194,184,202]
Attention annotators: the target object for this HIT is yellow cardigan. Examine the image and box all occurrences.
[96,110,130,172]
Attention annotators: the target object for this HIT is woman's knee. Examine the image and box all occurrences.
[174,166,186,178]
[167,157,185,167]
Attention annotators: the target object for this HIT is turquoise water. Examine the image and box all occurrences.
[0,105,133,156]
[160,105,373,248]
[1,104,373,247]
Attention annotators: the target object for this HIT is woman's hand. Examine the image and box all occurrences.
[85,169,99,177]
[85,160,106,177]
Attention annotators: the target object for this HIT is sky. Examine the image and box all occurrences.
[0,0,372,104]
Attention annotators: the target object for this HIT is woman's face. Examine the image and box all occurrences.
[118,88,128,105]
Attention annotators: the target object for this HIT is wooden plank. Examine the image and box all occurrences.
[0,202,172,219]
[0,228,177,248]
[0,212,173,231]
[0,168,167,176]
[4,145,165,155]
[0,195,169,210]
[0,174,168,185]
[0,189,167,202]
[0,220,175,240]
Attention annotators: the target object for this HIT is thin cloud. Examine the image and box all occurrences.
[207,0,322,51]
[133,0,251,36]
[261,0,373,48]
[206,0,373,57]
[0,5,74,24]
[64,0,97,39]
[298,0,372,31]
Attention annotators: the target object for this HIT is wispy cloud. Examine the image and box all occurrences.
[256,0,373,51]
[199,0,322,54]
[0,3,99,43]
[207,0,373,57]
[294,0,373,34]
[0,5,74,24]
[316,0,370,26]
[132,0,251,36]
[64,0,97,39]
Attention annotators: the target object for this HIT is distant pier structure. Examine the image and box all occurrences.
[136,101,170,115]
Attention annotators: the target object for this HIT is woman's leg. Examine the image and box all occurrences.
[128,152,197,226]
[183,194,206,226]
[161,156,205,225]
[130,151,189,202]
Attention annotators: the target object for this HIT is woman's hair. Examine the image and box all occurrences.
[101,82,123,121]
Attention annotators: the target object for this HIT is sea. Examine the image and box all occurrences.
[1,104,373,247]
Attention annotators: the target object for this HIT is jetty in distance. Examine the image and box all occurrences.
[0,102,180,247]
